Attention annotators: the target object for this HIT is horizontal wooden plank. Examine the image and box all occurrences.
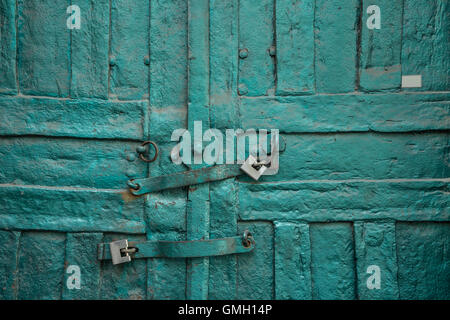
[240,92,450,132]
[246,132,448,182]
[0,185,145,233]
[238,180,449,222]
[0,96,148,139]
[0,137,146,188]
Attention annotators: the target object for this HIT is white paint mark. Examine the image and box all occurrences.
[367,5,381,30]
[402,75,422,88]
[67,5,81,30]
[366,265,381,290]
[66,265,81,290]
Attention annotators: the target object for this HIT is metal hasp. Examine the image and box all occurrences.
[99,231,256,265]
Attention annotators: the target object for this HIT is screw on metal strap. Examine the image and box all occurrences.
[136,140,159,163]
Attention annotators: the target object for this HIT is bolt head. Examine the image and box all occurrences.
[238,83,248,96]
[239,48,249,59]
[136,145,147,154]
[126,169,136,178]
[269,46,276,56]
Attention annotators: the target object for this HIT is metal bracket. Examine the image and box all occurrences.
[99,232,255,264]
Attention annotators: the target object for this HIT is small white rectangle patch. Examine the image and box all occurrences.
[402,75,422,88]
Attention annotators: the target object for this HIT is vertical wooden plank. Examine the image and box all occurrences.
[110,0,149,100]
[209,0,239,300]
[146,189,187,299]
[275,0,315,95]
[209,180,238,299]
[397,222,450,299]
[238,0,275,96]
[359,0,403,91]
[310,223,356,300]
[0,0,17,94]
[70,0,109,99]
[18,0,70,97]
[99,233,147,300]
[186,0,210,300]
[17,232,66,300]
[402,0,449,91]
[0,230,20,299]
[210,0,239,130]
[186,181,210,300]
[274,222,312,300]
[149,0,188,142]
[62,233,103,300]
[146,0,188,300]
[315,0,359,93]
[354,221,399,299]
[237,222,274,300]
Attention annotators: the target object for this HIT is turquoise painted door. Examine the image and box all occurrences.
[0,0,448,300]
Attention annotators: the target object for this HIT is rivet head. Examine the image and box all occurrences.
[269,46,276,56]
[239,48,249,59]
[144,56,150,65]
[109,57,116,66]
[126,153,136,162]
[238,83,248,96]
[126,169,136,178]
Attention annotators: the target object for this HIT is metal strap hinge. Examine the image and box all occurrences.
[99,231,255,265]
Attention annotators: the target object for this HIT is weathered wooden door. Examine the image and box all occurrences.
[0,0,448,300]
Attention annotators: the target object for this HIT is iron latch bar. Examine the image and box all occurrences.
[128,164,244,196]
[99,231,255,265]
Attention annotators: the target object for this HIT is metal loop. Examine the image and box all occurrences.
[137,141,159,163]
[127,179,141,191]
[242,230,254,248]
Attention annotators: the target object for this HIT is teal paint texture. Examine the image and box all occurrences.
[0,0,448,300]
